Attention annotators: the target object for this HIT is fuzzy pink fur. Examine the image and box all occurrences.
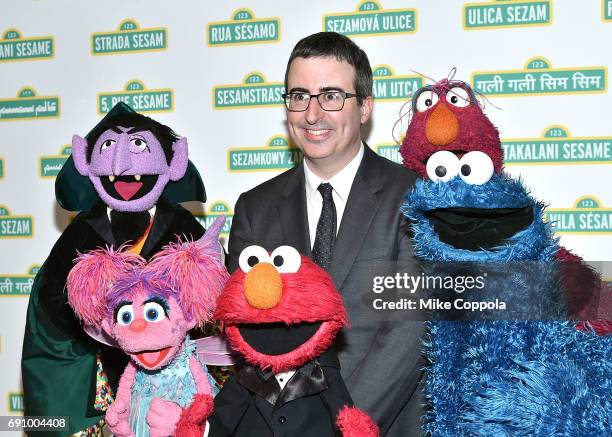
[67,247,144,326]
[148,217,228,326]
[106,361,137,437]
[215,255,349,373]
[336,405,380,437]
[400,80,503,177]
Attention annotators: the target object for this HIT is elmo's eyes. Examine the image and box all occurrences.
[458,151,494,185]
[446,87,470,108]
[426,151,459,182]
[415,91,439,112]
[239,245,271,273]
[270,246,301,273]
[116,304,134,326]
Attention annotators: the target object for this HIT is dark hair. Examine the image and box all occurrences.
[284,32,372,104]
[86,112,179,164]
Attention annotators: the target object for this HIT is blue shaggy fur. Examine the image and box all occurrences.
[401,174,612,436]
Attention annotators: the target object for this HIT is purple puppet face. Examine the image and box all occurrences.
[102,285,192,371]
[71,115,188,212]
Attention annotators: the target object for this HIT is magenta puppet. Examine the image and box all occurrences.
[67,216,229,437]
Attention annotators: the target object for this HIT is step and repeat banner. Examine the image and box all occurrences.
[1,0,611,422]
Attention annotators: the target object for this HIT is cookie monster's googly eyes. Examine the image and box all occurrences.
[239,245,272,273]
[270,246,301,273]
[458,151,494,185]
[446,87,470,108]
[426,151,459,182]
[116,304,134,326]
[415,91,439,112]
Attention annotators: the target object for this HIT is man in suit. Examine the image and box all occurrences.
[228,32,424,436]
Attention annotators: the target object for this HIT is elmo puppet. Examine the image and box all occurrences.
[208,245,379,437]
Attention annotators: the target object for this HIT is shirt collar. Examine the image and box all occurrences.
[304,143,364,202]
[107,205,156,222]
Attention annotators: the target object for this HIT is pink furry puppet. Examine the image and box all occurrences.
[67,216,229,437]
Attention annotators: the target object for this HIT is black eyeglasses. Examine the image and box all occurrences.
[282,91,360,112]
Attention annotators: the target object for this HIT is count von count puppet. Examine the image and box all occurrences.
[22,103,208,436]
[399,79,611,436]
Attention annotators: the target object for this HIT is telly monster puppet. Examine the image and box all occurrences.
[22,104,206,435]
[400,80,611,436]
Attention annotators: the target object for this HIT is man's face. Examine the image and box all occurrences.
[286,56,372,176]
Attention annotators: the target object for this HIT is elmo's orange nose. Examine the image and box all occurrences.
[425,103,459,146]
[243,263,283,309]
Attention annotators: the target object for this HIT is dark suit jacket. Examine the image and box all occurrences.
[209,350,352,437]
[21,197,204,436]
[228,146,425,436]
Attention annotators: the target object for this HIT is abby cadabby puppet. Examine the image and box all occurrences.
[399,78,611,436]
[67,217,229,437]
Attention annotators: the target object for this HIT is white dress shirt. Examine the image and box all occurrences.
[304,144,364,249]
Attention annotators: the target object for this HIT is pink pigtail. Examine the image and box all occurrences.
[67,246,145,327]
[148,216,229,326]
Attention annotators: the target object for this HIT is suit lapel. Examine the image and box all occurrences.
[329,146,384,289]
[278,166,311,256]
[140,198,173,259]
[85,203,115,246]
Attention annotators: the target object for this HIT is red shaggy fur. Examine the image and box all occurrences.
[215,256,348,326]
[215,255,349,373]
[400,82,503,177]
[175,393,214,437]
[336,405,380,437]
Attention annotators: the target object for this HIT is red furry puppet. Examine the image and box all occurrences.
[208,245,379,437]
[67,217,229,437]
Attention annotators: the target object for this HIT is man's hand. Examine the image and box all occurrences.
[146,397,183,437]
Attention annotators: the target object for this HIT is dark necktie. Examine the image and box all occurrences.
[311,183,337,270]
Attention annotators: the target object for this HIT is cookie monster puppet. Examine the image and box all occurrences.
[208,245,379,437]
[399,79,611,436]
[22,103,208,436]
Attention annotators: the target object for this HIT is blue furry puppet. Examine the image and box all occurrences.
[399,79,611,436]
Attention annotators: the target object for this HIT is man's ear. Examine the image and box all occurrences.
[72,135,90,176]
[360,96,374,124]
[168,137,188,181]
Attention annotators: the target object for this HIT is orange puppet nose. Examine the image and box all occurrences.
[130,318,147,333]
[243,263,283,309]
[425,103,459,146]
